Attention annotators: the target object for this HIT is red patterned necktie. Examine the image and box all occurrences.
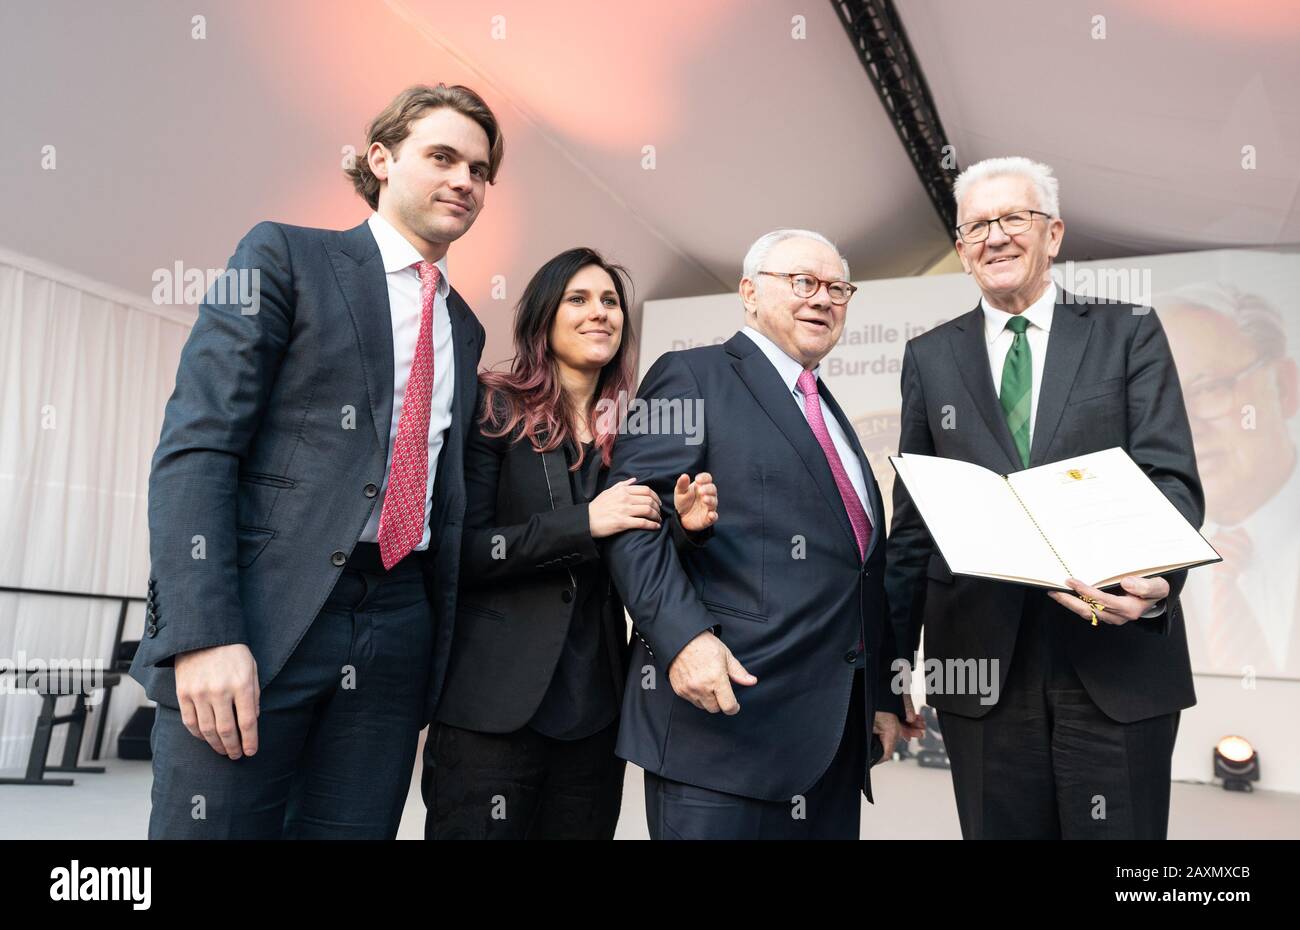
[796,369,872,559]
[378,260,439,569]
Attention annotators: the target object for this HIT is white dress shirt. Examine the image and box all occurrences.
[983,281,1056,442]
[982,283,1164,617]
[358,211,456,551]
[741,325,876,528]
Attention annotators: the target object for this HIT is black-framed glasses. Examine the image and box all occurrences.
[955,210,1053,244]
[1184,357,1272,420]
[758,271,857,305]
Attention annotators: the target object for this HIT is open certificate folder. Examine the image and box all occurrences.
[889,447,1221,591]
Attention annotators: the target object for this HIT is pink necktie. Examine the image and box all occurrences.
[796,369,872,560]
[378,261,439,569]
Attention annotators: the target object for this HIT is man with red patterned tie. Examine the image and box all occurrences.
[130,85,500,839]
[602,229,906,839]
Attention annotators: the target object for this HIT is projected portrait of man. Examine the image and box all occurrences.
[1162,285,1300,679]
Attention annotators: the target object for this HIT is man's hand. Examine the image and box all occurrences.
[873,711,901,761]
[673,472,718,533]
[667,630,757,714]
[174,643,260,759]
[900,693,926,741]
[1048,575,1170,625]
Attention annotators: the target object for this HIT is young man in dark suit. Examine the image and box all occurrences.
[886,157,1204,839]
[130,84,500,838]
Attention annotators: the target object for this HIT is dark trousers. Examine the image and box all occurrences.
[939,602,1179,840]
[644,671,866,840]
[147,545,432,839]
[423,718,624,839]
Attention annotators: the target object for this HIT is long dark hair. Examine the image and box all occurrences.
[480,248,637,469]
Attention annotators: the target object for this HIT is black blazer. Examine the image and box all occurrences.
[885,293,1204,722]
[435,385,706,734]
[602,332,905,803]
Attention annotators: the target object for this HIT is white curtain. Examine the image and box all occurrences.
[0,247,193,770]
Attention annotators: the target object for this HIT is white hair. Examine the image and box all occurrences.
[1157,283,1286,361]
[952,157,1060,223]
[742,228,850,282]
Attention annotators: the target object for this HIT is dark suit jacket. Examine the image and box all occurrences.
[129,220,484,722]
[885,292,1204,722]
[436,384,706,733]
[602,332,905,803]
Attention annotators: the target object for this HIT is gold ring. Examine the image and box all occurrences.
[1080,595,1102,627]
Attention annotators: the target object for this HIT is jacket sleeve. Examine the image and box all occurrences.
[875,591,908,718]
[667,510,713,552]
[141,221,295,667]
[599,352,717,667]
[458,387,601,586]
[1123,306,1206,634]
[883,340,938,663]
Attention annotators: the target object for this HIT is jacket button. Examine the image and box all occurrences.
[561,589,573,603]
[145,624,158,638]
[364,483,378,498]
[844,650,858,664]
[331,550,347,567]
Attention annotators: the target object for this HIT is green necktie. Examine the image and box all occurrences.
[1000,314,1032,468]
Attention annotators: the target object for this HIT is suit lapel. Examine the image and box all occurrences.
[820,383,883,564]
[539,446,575,509]
[949,304,1023,472]
[446,287,480,445]
[1029,295,1092,466]
[726,332,859,559]
[328,221,394,452]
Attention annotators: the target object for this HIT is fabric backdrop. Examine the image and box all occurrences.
[0,247,192,769]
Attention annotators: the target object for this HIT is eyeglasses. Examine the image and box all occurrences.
[757,271,857,305]
[955,210,1053,244]
[1184,357,1272,420]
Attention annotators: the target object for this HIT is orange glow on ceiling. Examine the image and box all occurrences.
[1134,0,1300,40]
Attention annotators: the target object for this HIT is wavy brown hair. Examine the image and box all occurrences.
[345,84,504,210]
[480,249,637,469]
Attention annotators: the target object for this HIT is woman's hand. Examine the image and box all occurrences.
[674,472,718,533]
[589,477,663,538]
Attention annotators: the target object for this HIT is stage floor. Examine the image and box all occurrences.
[3,729,1298,839]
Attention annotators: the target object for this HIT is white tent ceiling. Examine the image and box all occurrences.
[899,0,1300,260]
[1,0,1296,365]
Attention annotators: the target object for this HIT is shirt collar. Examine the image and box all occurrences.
[742,324,818,396]
[367,212,450,297]
[982,281,1056,344]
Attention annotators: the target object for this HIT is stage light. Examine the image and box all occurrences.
[1214,735,1260,792]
